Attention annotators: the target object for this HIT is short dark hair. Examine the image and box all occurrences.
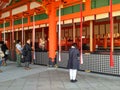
[16,40,20,43]
[72,43,77,48]
[0,41,4,44]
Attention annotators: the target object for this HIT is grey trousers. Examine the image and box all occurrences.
[25,62,29,68]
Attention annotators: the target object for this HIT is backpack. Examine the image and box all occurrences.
[22,45,27,56]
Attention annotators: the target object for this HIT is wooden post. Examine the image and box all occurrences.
[3,20,6,42]
[73,22,76,43]
[104,34,107,49]
[80,2,83,64]
[12,18,15,61]
[22,16,24,46]
[48,4,57,62]
[42,28,44,39]
[110,0,114,67]
[58,5,61,62]
[16,30,18,40]
[90,20,93,52]
[12,18,14,49]
[93,34,96,51]
[32,13,36,61]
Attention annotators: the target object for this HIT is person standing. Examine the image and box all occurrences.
[0,44,4,72]
[1,41,8,66]
[16,40,22,67]
[23,39,32,70]
[67,43,80,83]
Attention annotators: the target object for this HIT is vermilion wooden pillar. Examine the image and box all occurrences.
[104,34,107,49]
[90,20,93,52]
[27,2,30,26]
[85,0,90,11]
[48,4,57,62]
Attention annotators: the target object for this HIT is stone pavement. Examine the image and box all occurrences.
[0,61,120,90]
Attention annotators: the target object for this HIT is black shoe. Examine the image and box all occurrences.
[72,79,77,83]
[74,79,77,82]
[70,80,73,82]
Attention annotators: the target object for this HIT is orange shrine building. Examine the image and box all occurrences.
[0,0,120,75]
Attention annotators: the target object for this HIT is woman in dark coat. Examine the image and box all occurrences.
[24,39,32,70]
[1,41,8,66]
[67,43,80,83]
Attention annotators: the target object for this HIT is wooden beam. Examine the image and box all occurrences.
[1,0,31,12]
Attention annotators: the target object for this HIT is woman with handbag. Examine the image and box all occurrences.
[16,40,23,67]
[1,41,8,66]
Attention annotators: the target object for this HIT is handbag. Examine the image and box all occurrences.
[16,48,21,54]
[21,57,25,63]
[5,50,9,55]
[0,51,5,57]
[22,45,27,56]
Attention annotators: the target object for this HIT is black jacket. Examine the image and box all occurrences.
[24,43,32,62]
[67,47,80,70]
[1,44,8,58]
